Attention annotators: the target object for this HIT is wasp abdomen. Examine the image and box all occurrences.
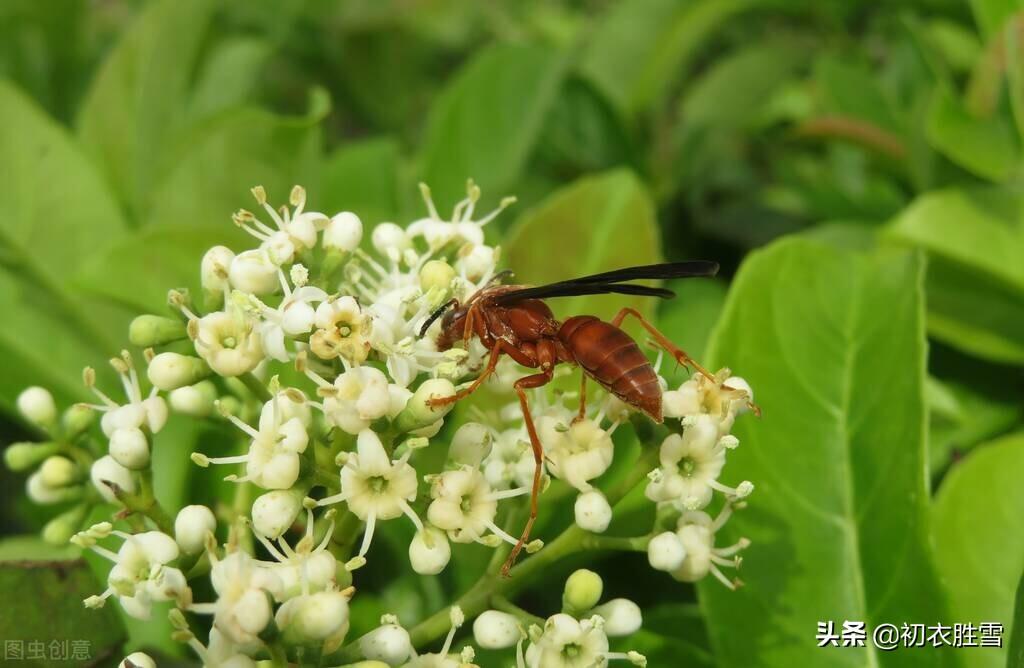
[558,316,663,422]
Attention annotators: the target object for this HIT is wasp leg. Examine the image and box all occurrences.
[573,373,587,424]
[427,344,503,408]
[501,368,554,577]
[610,307,716,381]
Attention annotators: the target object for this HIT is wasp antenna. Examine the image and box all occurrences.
[419,299,458,338]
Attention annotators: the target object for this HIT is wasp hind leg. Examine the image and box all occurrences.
[610,307,716,381]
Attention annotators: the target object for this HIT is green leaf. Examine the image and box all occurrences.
[0,544,126,664]
[933,432,1024,668]
[926,89,1019,182]
[1008,567,1024,668]
[418,43,566,212]
[886,188,1024,364]
[699,238,953,667]
[504,170,662,323]
[320,137,401,226]
[579,0,755,118]
[186,37,273,123]
[77,0,216,217]
[814,56,903,134]
[927,376,1022,474]
[968,0,1024,38]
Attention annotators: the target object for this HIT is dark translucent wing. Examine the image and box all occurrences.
[493,282,674,304]
[553,261,718,285]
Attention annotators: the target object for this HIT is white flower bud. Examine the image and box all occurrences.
[278,590,351,643]
[563,569,603,614]
[473,610,521,649]
[409,526,451,575]
[455,244,497,281]
[120,652,156,668]
[91,455,136,502]
[147,352,211,391]
[593,598,642,636]
[129,315,187,347]
[27,472,65,504]
[448,422,492,467]
[175,505,217,555]
[4,441,59,472]
[143,396,169,433]
[395,379,456,433]
[109,427,150,470]
[251,490,303,539]
[228,249,278,295]
[371,223,411,260]
[324,211,363,252]
[419,260,456,292]
[201,246,235,293]
[39,456,77,488]
[17,386,56,427]
[648,531,686,572]
[725,376,753,412]
[359,622,412,665]
[169,381,218,417]
[574,490,612,533]
[62,404,95,437]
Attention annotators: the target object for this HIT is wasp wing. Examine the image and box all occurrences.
[491,261,715,305]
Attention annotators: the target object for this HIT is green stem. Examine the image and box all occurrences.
[491,594,545,627]
[239,372,273,402]
[117,469,173,534]
[580,534,650,553]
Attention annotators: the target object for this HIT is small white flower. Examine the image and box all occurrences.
[324,211,363,252]
[645,417,724,510]
[574,490,612,533]
[448,422,493,467]
[276,588,351,645]
[17,386,56,427]
[147,352,210,392]
[407,180,514,252]
[524,614,609,668]
[90,455,136,503]
[191,549,283,645]
[234,186,325,265]
[592,599,642,637]
[310,296,371,362]
[228,249,278,295]
[455,244,498,282]
[257,268,327,362]
[192,308,264,377]
[251,489,303,539]
[483,427,537,490]
[647,531,686,572]
[175,505,217,555]
[307,365,391,434]
[540,417,614,493]
[427,467,528,546]
[371,222,411,262]
[669,508,749,590]
[253,507,339,601]
[169,380,217,417]
[75,527,188,620]
[82,353,168,439]
[318,430,422,565]
[109,427,150,470]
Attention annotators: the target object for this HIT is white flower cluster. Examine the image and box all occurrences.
[4,181,757,666]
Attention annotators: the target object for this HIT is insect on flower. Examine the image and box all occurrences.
[419,261,758,575]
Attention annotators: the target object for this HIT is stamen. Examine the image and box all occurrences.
[419,182,440,220]
[483,519,520,546]
[486,486,530,501]
[398,499,424,533]
[358,512,377,558]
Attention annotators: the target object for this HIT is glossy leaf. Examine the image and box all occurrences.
[926,89,1019,182]
[933,432,1024,668]
[699,238,953,667]
[418,43,566,212]
[76,0,216,217]
[504,169,662,323]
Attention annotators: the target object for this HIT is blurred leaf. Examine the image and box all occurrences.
[926,19,982,73]
[887,188,1024,364]
[933,431,1024,668]
[629,602,714,666]
[815,56,903,134]
[75,224,244,313]
[927,88,1019,182]
[186,37,273,123]
[1009,567,1024,668]
[0,545,126,665]
[505,170,662,323]
[77,0,216,218]
[320,137,401,225]
[419,43,566,212]
[699,238,953,667]
[968,0,1023,37]
[0,536,76,561]
[580,0,755,118]
[927,376,1022,473]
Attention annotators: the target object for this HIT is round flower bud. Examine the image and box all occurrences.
[455,244,497,281]
[175,505,217,555]
[574,490,612,533]
[3,441,59,472]
[169,380,218,417]
[279,590,351,643]
[27,472,66,504]
[473,610,521,649]
[419,260,456,292]
[91,455,136,502]
[109,427,150,470]
[251,489,303,539]
[648,531,686,572]
[593,598,642,636]
[228,249,278,295]
[42,506,87,546]
[201,245,236,293]
[371,223,411,258]
[128,315,187,347]
[409,526,451,575]
[563,569,603,614]
[62,404,95,438]
[143,396,169,433]
[147,353,211,391]
[120,651,156,668]
[17,386,56,427]
[324,211,363,252]
[39,456,77,488]
[359,622,412,665]
[448,422,492,467]
[394,379,456,433]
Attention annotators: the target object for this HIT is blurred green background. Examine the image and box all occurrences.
[2,0,1024,666]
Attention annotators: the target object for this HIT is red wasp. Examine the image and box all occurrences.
[419,261,734,575]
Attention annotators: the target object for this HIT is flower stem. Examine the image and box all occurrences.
[239,372,272,402]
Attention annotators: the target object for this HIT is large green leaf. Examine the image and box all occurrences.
[76,0,216,218]
[933,432,1024,668]
[504,170,662,323]
[699,238,953,667]
[579,0,755,119]
[968,0,1023,38]
[418,43,566,212]
[1008,567,1024,668]
[886,188,1024,364]
[926,88,1019,182]
[927,376,1022,474]
[0,541,126,665]
[320,137,401,226]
